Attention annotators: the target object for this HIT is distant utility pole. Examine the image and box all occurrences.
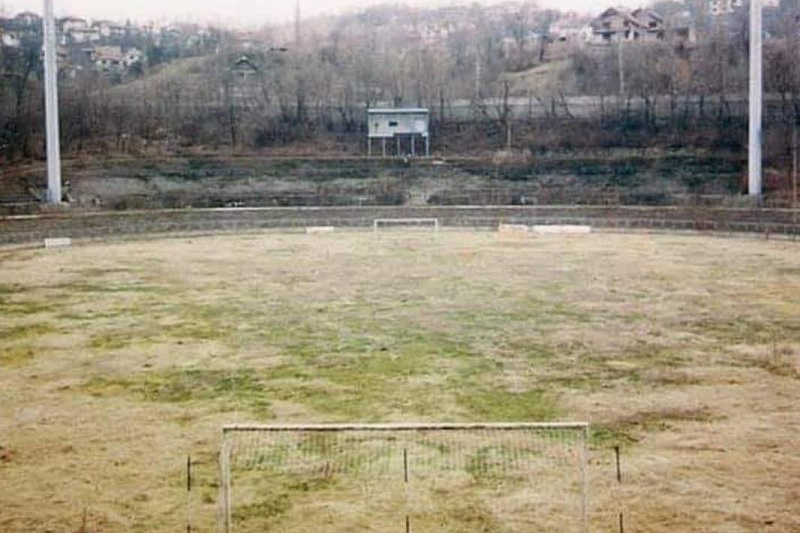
[43,0,62,204]
[748,0,763,199]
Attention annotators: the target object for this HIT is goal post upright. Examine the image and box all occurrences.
[220,436,233,533]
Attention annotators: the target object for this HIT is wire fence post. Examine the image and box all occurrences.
[615,445,624,533]
[186,454,193,533]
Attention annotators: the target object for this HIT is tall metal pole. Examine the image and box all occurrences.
[43,0,62,204]
[748,0,763,199]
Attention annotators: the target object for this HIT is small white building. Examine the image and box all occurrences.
[61,17,89,34]
[1,32,20,48]
[367,108,430,158]
[92,45,143,73]
[93,20,126,39]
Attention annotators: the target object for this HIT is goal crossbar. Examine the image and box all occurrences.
[223,422,589,432]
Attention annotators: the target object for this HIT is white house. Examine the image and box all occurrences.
[93,20,125,39]
[92,45,143,73]
[61,16,88,34]
[1,32,20,48]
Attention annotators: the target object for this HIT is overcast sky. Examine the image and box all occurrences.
[4,0,644,26]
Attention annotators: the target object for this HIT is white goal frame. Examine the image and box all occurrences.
[373,218,440,232]
[220,422,589,533]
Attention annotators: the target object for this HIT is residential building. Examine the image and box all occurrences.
[60,16,88,34]
[14,11,40,26]
[589,7,666,44]
[91,45,143,74]
[1,31,20,48]
[93,20,125,40]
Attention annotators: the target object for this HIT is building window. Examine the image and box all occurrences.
[388,121,399,127]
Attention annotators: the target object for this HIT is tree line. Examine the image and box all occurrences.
[1,2,798,167]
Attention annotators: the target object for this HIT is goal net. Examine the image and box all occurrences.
[219,423,589,533]
[373,218,440,232]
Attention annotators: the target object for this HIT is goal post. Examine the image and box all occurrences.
[373,218,440,232]
[220,422,589,533]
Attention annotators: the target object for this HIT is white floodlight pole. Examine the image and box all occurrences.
[43,0,62,204]
[748,0,763,199]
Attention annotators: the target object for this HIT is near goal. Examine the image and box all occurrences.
[373,218,440,232]
[220,423,589,533]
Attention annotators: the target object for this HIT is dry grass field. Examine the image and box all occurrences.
[1,231,799,532]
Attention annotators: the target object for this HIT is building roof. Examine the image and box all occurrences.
[631,8,663,22]
[591,6,665,32]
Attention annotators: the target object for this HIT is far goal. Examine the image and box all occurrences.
[220,422,589,533]
[373,218,440,232]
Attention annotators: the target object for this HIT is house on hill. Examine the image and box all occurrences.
[60,16,88,34]
[14,11,40,26]
[550,15,594,44]
[232,56,259,78]
[59,17,102,44]
[93,20,125,40]
[1,30,20,48]
[89,45,143,74]
[589,7,665,45]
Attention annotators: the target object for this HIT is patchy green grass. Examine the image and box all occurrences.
[233,495,292,523]
[688,316,800,345]
[591,406,722,447]
[0,323,57,341]
[0,345,35,367]
[457,387,559,422]
[82,369,272,416]
[0,298,60,317]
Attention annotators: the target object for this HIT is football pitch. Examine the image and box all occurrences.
[1,231,798,532]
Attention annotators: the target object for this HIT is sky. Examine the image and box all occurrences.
[4,0,645,26]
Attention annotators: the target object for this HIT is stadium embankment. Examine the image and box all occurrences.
[1,206,799,246]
